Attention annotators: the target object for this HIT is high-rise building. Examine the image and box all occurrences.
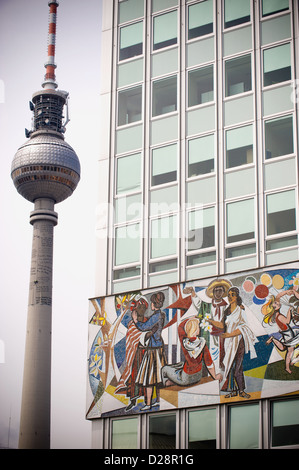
[11,1,80,449]
[87,0,299,449]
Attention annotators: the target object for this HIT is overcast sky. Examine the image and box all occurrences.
[0,0,102,448]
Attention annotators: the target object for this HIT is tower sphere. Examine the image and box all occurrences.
[11,130,80,204]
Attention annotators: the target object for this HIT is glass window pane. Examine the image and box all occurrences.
[229,404,259,449]
[115,223,140,265]
[262,0,289,17]
[151,215,177,258]
[149,414,176,449]
[265,115,293,159]
[153,11,177,51]
[188,134,214,177]
[272,399,299,447]
[112,418,138,449]
[187,250,216,266]
[188,409,216,449]
[118,0,144,24]
[152,76,177,117]
[152,0,178,14]
[266,235,297,251]
[226,124,253,168]
[266,190,296,236]
[227,199,255,243]
[188,0,213,40]
[118,86,142,126]
[188,65,214,107]
[113,266,141,280]
[224,0,251,29]
[263,43,291,87]
[225,54,252,97]
[188,207,215,251]
[149,259,177,273]
[152,144,177,186]
[119,22,143,61]
[116,153,141,194]
[226,243,256,258]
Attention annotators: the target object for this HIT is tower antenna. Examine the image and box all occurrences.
[43,1,59,90]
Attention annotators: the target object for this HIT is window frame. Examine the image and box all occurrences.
[187,63,215,109]
[151,74,178,119]
[224,53,252,99]
[264,188,297,244]
[150,142,178,188]
[224,123,255,170]
[224,196,257,260]
[117,84,143,128]
[186,0,214,42]
[118,20,144,62]
[262,41,292,89]
[261,0,290,19]
[263,113,295,161]
[223,0,252,30]
[152,9,178,53]
[227,402,262,449]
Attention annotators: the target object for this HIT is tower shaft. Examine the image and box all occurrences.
[18,198,57,449]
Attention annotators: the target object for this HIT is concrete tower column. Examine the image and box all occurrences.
[18,198,58,449]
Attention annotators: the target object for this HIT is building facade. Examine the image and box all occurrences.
[87,0,299,449]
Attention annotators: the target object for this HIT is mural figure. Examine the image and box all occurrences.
[115,296,149,411]
[87,265,299,419]
[183,278,232,371]
[161,316,222,387]
[208,287,257,399]
[132,292,167,411]
[264,288,299,374]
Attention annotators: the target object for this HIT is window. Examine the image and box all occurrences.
[226,198,255,244]
[226,124,253,169]
[153,10,177,51]
[229,404,259,449]
[152,76,177,117]
[114,223,141,266]
[188,65,214,107]
[111,418,138,449]
[116,153,141,194]
[188,409,217,449]
[118,86,142,126]
[262,0,289,17]
[263,43,291,87]
[151,144,177,186]
[187,207,215,252]
[118,0,144,24]
[187,0,213,40]
[151,215,177,259]
[266,190,296,236]
[224,0,251,29]
[149,414,176,449]
[119,22,143,61]
[225,54,252,97]
[271,399,299,447]
[188,134,214,177]
[265,115,294,159]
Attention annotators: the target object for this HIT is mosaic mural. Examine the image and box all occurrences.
[86,263,299,419]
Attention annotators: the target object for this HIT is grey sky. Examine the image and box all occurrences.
[0,0,102,448]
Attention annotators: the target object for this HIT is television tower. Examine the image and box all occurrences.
[11,1,80,448]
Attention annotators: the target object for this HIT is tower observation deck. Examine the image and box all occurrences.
[11,1,80,449]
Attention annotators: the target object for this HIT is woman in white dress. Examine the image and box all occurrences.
[208,287,257,399]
